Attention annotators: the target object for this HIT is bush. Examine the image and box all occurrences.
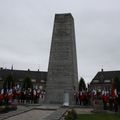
[0,102,17,113]
[65,109,77,120]
[0,105,8,113]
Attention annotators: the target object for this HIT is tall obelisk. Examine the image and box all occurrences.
[45,13,78,104]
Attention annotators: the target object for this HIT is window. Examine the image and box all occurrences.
[93,80,99,83]
[31,79,36,82]
[0,77,2,81]
[19,78,23,82]
[104,80,110,83]
[41,80,45,83]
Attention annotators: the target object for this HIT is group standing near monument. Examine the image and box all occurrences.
[0,85,46,106]
[0,13,120,120]
[73,87,120,113]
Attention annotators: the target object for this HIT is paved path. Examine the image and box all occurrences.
[45,108,67,120]
[0,105,34,120]
[35,104,60,110]
[0,105,93,120]
[74,108,93,114]
[0,104,67,120]
[4,110,54,120]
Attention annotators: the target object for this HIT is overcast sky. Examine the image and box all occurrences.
[0,0,120,83]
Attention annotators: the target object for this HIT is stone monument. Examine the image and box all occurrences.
[45,13,78,105]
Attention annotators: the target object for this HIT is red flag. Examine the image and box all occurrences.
[111,79,116,97]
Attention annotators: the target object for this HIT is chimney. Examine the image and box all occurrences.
[101,69,103,72]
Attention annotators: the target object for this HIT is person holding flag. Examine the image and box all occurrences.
[0,89,4,105]
[111,79,118,98]
[111,79,118,112]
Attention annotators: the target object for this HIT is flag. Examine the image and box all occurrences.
[111,79,117,97]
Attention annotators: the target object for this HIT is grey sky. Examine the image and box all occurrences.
[0,0,120,83]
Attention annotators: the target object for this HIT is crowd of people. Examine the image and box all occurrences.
[74,90,91,106]
[0,85,46,106]
[101,91,120,112]
[74,89,120,113]
[1,84,120,113]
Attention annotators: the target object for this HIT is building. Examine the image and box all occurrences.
[90,69,120,91]
[0,68,47,89]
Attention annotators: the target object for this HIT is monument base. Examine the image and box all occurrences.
[45,88,75,105]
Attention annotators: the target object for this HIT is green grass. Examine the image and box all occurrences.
[76,114,120,120]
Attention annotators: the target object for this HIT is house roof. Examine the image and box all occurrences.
[91,70,120,84]
[0,68,47,82]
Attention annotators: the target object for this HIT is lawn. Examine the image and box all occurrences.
[76,114,120,120]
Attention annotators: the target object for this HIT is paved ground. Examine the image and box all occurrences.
[74,108,93,114]
[0,105,34,120]
[0,104,64,120]
[35,104,61,110]
[45,108,67,120]
[0,104,93,120]
[5,110,54,120]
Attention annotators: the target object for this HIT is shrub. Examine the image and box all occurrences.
[0,105,8,113]
[65,109,77,120]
